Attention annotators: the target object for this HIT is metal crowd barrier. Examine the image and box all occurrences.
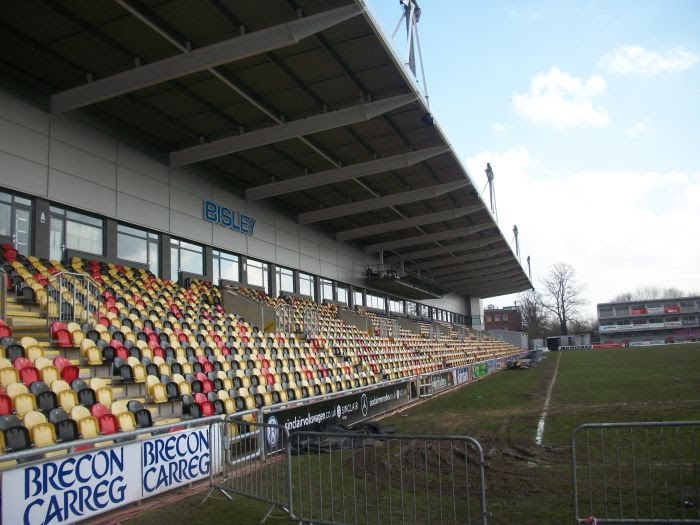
[205,415,293,521]
[571,421,700,524]
[290,431,488,525]
[207,419,488,525]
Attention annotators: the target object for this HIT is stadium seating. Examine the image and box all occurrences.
[0,250,522,455]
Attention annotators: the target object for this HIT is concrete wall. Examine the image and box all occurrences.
[0,86,469,316]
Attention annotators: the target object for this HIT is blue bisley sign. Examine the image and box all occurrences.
[203,199,256,236]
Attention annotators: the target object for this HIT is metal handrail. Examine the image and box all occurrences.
[0,413,233,467]
[0,267,6,321]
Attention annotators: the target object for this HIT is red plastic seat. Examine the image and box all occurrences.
[13,357,32,371]
[0,394,12,415]
[199,401,214,417]
[90,402,109,418]
[20,366,41,386]
[60,365,80,384]
[0,325,11,339]
[98,413,119,435]
[53,356,71,373]
[193,392,207,405]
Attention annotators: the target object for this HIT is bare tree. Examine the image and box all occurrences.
[540,262,585,335]
[518,289,549,339]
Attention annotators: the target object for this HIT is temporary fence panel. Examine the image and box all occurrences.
[206,416,294,520]
[289,431,488,525]
[571,421,700,524]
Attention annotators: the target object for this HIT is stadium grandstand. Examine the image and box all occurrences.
[0,0,531,522]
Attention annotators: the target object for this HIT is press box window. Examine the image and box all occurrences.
[276,266,294,294]
[336,285,348,305]
[298,272,315,300]
[118,224,159,275]
[353,290,364,307]
[389,299,404,314]
[213,250,239,284]
[170,238,203,278]
[50,207,103,261]
[320,279,333,302]
[246,258,269,293]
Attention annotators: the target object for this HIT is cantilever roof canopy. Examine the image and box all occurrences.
[0,0,531,298]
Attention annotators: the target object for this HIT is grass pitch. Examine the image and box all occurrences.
[121,344,700,525]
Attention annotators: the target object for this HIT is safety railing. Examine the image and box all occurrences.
[0,266,6,321]
[275,304,295,333]
[571,421,700,524]
[378,317,399,339]
[303,307,319,337]
[46,271,101,330]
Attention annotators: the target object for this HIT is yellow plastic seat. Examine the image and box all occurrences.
[86,346,103,365]
[70,405,91,422]
[32,422,58,448]
[110,400,129,416]
[78,416,100,439]
[51,380,71,394]
[19,336,39,349]
[96,387,113,407]
[0,368,19,388]
[6,382,29,399]
[117,411,137,432]
[25,345,44,363]
[41,366,60,386]
[58,390,79,413]
[15,395,38,419]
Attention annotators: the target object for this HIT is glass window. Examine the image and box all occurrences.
[117,224,159,275]
[320,279,333,302]
[276,266,294,294]
[246,258,269,293]
[406,301,416,316]
[0,191,33,256]
[353,290,364,307]
[389,299,403,314]
[50,207,103,259]
[337,285,348,305]
[213,249,239,284]
[367,293,385,311]
[170,238,203,278]
[298,272,315,300]
[494,315,500,322]
[503,314,509,321]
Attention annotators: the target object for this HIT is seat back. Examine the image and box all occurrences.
[98,413,119,435]
[14,392,37,418]
[56,418,79,442]
[31,422,57,448]
[4,425,31,452]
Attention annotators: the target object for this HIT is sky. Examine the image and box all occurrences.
[364,0,700,318]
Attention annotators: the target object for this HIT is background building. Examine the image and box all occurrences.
[598,297,700,344]
[484,305,523,332]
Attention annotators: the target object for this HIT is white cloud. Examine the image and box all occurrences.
[513,67,610,127]
[600,45,699,75]
[624,118,652,138]
[466,147,700,315]
[490,122,509,134]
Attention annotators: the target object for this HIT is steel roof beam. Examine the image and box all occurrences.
[335,203,481,242]
[430,255,514,277]
[51,4,362,113]
[364,222,493,254]
[386,236,500,263]
[417,247,511,270]
[447,270,525,287]
[246,145,449,201]
[438,264,522,285]
[170,93,416,167]
[457,282,531,298]
[456,279,531,294]
[298,179,467,224]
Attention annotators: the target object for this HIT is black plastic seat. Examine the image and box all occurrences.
[4,425,32,452]
[134,408,153,428]
[48,407,70,424]
[37,391,58,414]
[78,387,96,407]
[127,399,145,413]
[56,419,79,442]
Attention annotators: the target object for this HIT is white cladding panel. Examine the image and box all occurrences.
[0,87,470,315]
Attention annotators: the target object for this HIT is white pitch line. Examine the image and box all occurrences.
[535,351,562,446]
